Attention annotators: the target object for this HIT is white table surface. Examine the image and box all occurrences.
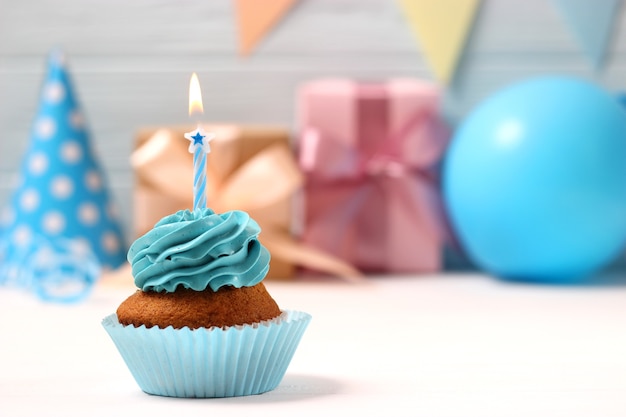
[1,273,625,417]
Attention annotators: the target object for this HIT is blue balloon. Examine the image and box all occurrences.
[443,77,626,282]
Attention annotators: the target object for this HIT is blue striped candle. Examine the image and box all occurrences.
[184,73,214,211]
[193,133,206,210]
[184,126,213,210]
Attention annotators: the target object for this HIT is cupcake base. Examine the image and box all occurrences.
[116,283,281,330]
[102,310,311,398]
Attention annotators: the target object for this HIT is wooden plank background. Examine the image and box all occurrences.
[1,0,626,266]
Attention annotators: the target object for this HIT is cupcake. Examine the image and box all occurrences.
[102,208,311,398]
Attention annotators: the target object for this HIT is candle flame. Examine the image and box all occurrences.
[188,72,203,116]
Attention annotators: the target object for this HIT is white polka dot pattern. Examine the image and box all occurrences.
[44,81,66,104]
[79,202,99,225]
[85,170,102,191]
[70,110,84,129]
[42,211,65,234]
[102,232,120,254]
[36,117,56,140]
[13,226,32,246]
[50,176,74,199]
[29,153,49,175]
[60,141,82,163]
[20,189,40,211]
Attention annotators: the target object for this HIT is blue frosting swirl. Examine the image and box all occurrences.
[128,208,270,292]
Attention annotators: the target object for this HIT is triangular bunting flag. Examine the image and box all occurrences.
[0,50,127,301]
[552,0,621,68]
[234,0,297,55]
[399,0,481,84]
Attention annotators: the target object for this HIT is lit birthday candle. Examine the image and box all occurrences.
[184,73,215,210]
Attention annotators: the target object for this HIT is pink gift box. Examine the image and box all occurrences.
[297,79,449,273]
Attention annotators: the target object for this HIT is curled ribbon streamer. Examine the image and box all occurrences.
[132,129,362,281]
[0,234,100,303]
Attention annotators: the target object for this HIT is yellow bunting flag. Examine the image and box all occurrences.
[399,0,481,84]
[234,0,297,55]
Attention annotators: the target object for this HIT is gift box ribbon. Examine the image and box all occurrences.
[132,129,362,281]
[299,83,448,271]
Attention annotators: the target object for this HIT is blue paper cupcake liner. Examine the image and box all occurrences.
[102,310,311,398]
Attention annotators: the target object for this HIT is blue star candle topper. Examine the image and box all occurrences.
[184,127,214,154]
[184,126,215,210]
[183,73,215,210]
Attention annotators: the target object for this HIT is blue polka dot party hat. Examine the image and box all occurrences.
[0,50,126,301]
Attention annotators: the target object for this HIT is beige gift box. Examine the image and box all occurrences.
[133,125,298,279]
